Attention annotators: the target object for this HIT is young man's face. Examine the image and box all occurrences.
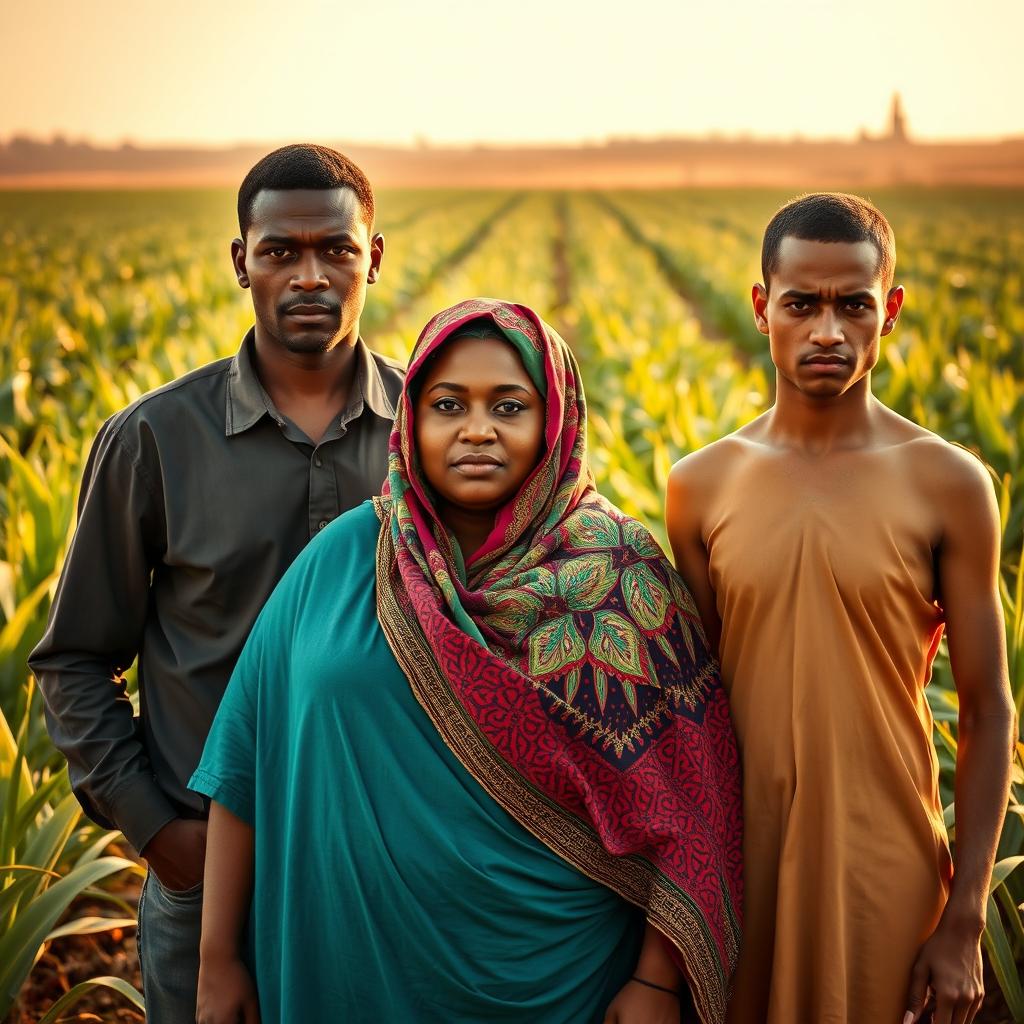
[232,187,383,355]
[752,237,903,400]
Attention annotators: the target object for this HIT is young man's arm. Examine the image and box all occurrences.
[905,449,1015,1024]
[28,418,205,885]
[196,801,260,1024]
[665,454,722,653]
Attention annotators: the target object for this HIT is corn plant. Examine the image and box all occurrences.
[0,682,144,1019]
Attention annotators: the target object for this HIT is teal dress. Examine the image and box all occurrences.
[190,501,642,1023]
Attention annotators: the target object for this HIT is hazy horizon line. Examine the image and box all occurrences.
[5,127,1024,151]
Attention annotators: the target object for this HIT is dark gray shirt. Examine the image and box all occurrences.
[29,331,404,852]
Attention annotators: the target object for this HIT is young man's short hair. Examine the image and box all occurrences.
[761,192,896,292]
[237,144,375,236]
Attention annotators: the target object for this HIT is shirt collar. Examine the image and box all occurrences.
[353,333,398,421]
[225,330,396,438]
[225,329,270,437]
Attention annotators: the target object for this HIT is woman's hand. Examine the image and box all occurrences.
[197,801,257,1022]
[196,955,260,1024]
[603,977,681,1023]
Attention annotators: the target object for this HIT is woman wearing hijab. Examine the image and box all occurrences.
[191,298,742,1024]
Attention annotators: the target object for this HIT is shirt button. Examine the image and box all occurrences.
[314,456,322,468]
[318,520,329,530]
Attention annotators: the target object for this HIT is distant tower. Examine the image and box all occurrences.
[889,93,908,143]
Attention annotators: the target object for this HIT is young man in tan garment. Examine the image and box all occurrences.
[666,193,1015,1024]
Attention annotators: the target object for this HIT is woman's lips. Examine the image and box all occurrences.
[452,455,503,476]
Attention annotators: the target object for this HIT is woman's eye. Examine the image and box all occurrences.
[495,401,526,415]
[433,399,462,413]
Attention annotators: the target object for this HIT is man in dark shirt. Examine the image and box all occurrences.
[29,144,404,1023]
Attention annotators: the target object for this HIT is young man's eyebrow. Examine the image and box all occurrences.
[256,232,359,246]
[778,289,876,302]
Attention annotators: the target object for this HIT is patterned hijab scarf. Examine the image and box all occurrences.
[374,298,742,1022]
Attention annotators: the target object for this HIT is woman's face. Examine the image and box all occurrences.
[415,334,545,518]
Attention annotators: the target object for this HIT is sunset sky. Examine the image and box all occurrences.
[3,0,1021,147]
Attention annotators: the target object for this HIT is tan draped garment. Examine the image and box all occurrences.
[707,446,951,1023]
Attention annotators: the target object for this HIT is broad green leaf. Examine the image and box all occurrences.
[35,976,145,1024]
[46,915,137,941]
[492,591,544,642]
[588,611,650,680]
[558,554,616,610]
[0,855,136,1009]
[528,615,585,677]
[22,792,81,890]
[563,508,620,548]
[981,894,1024,1020]
[621,563,670,632]
[620,518,663,559]
[988,854,1024,894]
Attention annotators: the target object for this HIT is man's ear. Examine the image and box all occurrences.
[752,282,770,336]
[367,233,384,285]
[231,238,249,289]
[881,284,904,336]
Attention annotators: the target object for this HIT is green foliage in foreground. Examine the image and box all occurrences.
[0,683,144,1019]
[1,187,1023,1016]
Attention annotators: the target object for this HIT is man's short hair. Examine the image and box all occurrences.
[761,192,895,292]
[237,144,375,237]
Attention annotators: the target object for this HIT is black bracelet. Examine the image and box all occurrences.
[630,975,680,998]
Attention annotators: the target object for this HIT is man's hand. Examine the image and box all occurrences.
[196,955,260,1024]
[141,818,208,892]
[603,978,681,1024]
[903,914,985,1024]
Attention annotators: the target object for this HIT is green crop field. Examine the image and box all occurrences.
[2,188,1023,1021]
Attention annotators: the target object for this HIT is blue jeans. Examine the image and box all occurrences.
[137,871,203,1023]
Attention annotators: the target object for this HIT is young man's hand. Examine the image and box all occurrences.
[196,955,260,1024]
[603,979,681,1023]
[141,818,208,891]
[903,913,985,1024]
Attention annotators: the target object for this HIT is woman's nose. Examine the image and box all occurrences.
[458,414,497,444]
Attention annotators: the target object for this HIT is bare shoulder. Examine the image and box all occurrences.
[669,421,767,497]
[667,425,766,540]
[883,409,998,521]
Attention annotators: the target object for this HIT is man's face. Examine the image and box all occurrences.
[232,187,383,355]
[752,237,903,400]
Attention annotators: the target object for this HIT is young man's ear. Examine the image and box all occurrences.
[881,284,905,336]
[751,283,770,336]
[231,238,249,289]
[366,233,384,285]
